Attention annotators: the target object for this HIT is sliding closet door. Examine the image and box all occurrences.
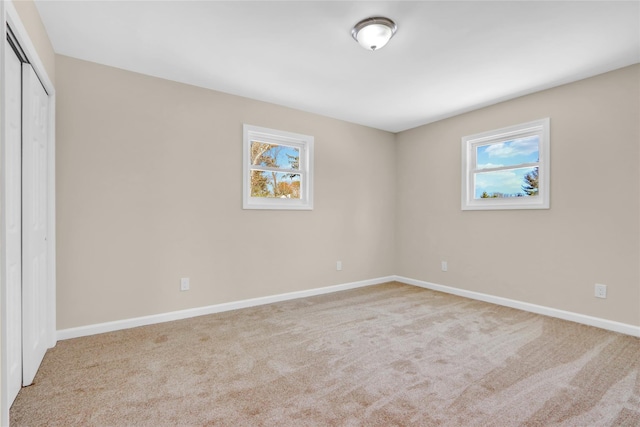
[21,62,49,386]
[4,38,23,405]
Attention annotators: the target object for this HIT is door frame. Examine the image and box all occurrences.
[1,1,56,424]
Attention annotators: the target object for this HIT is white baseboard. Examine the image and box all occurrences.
[394,275,640,338]
[58,275,639,341]
[56,276,395,341]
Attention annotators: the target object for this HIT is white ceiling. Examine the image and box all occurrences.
[35,1,640,133]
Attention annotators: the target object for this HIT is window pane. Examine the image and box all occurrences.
[476,136,539,169]
[250,170,301,199]
[474,166,539,199]
[250,141,299,170]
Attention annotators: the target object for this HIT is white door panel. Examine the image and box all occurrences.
[4,39,23,406]
[22,63,49,386]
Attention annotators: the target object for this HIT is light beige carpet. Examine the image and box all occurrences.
[10,282,640,426]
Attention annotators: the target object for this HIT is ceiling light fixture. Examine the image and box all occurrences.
[351,17,397,51]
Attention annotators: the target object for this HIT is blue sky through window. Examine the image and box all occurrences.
[474,136,539,198]
[252,142,299,170]
[474,167,537,198]
[249,142,302,199]
[476,136,539,169]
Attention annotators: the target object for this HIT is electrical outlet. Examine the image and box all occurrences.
[336,261,342,271]
[441,261,448,272]
[180,277,190,291]
[595,283,607,299]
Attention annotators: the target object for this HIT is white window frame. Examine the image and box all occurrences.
[243,124,314,210]
[461,118,550,210]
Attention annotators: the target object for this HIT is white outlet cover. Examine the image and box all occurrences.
[595,283,607,298]
[441,261,448,272]
[180,278,190,291]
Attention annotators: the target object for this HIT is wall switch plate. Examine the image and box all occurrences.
[180,277,190,291]
[441,261,448,272]
[336,261,342,271]
[595,283,607,299]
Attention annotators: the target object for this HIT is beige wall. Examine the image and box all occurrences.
[56,56,639,330]
[11,0,55,84]
[396,65,640,326]
[55,55,397,329]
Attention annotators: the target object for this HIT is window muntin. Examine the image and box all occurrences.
[243,125,313,210]
[462,118,549,210]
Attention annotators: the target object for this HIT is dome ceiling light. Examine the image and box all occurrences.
[351,16,397,51]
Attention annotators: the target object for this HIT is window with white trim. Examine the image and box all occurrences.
[462,118,550,210]
[243,124,314,210]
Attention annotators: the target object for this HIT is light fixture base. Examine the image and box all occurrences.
[351,16,397,51]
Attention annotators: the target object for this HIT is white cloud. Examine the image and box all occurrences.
[484,136,538,158]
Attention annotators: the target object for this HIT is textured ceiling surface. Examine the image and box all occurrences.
[36,1,640,132]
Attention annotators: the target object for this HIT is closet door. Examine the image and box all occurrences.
[4,38,23,405]
[22,62,49,386]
